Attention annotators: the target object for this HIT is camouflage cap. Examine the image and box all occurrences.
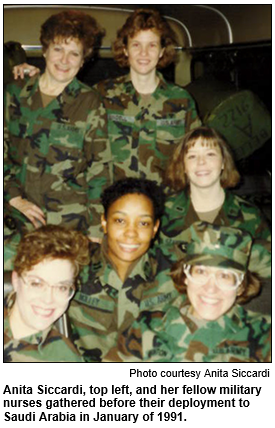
[185,222,253,272]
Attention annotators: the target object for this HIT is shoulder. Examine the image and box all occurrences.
[69,78,101,103]
[93,75,128,93]
[165,189,189,208]
[75,78,94,92]
[5,75,37,98]
[158,75,197,102]
[42,327,84,362]
[148,242,185,263]
[224,191,264,216]
[233,305,271,330]
[78,243,103,284]
[240,305,271,324]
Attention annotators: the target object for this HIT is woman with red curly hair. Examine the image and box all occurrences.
[10,8,200,188]
[4,10,108,271]
[4,225,90,362]
[94,8,201,185]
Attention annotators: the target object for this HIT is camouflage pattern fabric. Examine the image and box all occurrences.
[68,240,182,362]
[94,72,201,184]
[159,189,271,279]
[184,221,252,271]
[4,297,84,362]
[4,76,111,269]
[104,299,271,362]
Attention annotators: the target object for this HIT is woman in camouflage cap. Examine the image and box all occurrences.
[140,222,271,362]
[106,222,271,362]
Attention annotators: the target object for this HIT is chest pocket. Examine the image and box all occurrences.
[107,114,135,162]
[140,291,177,311]
[156,117,185,144]
[155,117,185,171]
[49,122,85,149]
[73,292,116,331]
[47,122,86,177]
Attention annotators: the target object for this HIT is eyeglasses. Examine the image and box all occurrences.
[183,264,244,291]
[20,275,75,301]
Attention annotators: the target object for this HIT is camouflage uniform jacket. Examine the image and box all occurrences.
[159,189,271,279]
[4,297,84,362]
[94,72,201,184]
[107,299,271,362]
[68,240,181,362]
[138,298,271,362]
[4,76,111,238]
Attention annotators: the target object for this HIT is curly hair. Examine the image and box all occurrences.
[170,259,261,305]
[101,178,165,221]
[113,8,178,68]
[164,126,240,191]
[40,10,105,59]
[13,225,90,277]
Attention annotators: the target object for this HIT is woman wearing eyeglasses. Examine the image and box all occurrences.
[4,225,89,362]
[108,222,271,362]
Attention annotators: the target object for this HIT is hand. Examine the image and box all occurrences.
[13,63,40,80]
[9,196,46,228]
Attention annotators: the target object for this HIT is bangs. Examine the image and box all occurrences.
[184,138,219,154]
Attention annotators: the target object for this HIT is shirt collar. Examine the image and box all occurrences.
[178,301,245,335]
[19,75,82,105]
[4,294,53,346]
[156,71,168,90]
[122,71,167,94]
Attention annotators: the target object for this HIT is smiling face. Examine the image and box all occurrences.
[184,139,224,190]
[11,258,75,338]
[101,194,159,278]
[186,266,239,321]
[125,29,164,78]
[43,37,84,85]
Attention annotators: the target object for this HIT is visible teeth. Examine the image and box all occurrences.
[33,306,54,316]
[120,244,139,249]
[200,296,219,304]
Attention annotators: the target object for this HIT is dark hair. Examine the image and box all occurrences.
[113,8,178,68]
[165,126,240,191]
[40,10,105,60]
[14,225,90,276]
[170,259,261,305]
[101,178,165,221]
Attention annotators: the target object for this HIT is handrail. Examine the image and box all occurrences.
[194,5,233,44]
